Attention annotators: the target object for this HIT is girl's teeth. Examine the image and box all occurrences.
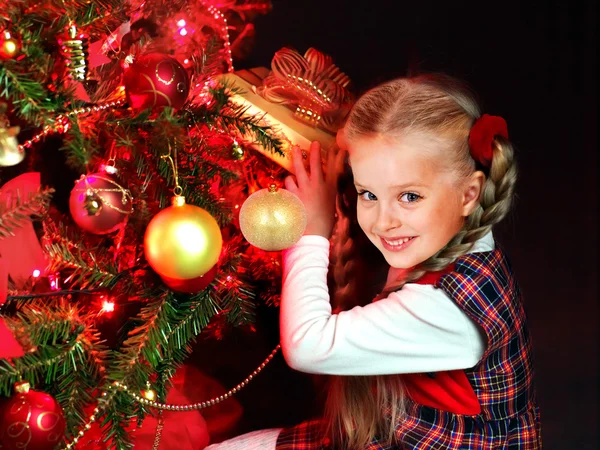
[384,237,411,246]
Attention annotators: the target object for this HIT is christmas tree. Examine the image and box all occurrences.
[0,0,354,448]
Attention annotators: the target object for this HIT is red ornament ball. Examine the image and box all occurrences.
[124,53,190,110]
[69,171,133,234]
[0,30,21,60]
[0,382,66,450]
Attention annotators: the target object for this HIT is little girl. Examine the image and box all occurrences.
[207,73,541,449]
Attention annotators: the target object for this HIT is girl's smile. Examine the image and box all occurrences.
[380,235,417,252]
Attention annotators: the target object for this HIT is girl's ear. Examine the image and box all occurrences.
[462,170,486,217]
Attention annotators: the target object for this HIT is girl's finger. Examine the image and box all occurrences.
[284,175,299,195]
[291,145,309,187]
[309,141,323,182]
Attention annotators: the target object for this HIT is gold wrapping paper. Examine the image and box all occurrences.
[220,67,336,174]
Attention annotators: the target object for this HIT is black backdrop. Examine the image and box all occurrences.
[191,1,597,449]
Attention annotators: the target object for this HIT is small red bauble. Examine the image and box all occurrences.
[0,30,21,60]
[69,171,133,234]
[123,53,190,110]
[0,381,66,450]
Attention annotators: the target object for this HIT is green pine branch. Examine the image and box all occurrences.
[61,116,102,170]
[99,289,221,448]
[186,84,285,158]
[0,188,54,239]
[8,0,126,40]
[222,107,286,156]
[0,66,58,122]
[44,240,119,289]
[207,91,285,157]
[1,1,124,124]
[191,36,227,83]
[0,345,71,395]
[99,292,168,449]
[99,389,137,450]
[214,238,257,326]
[116,108,235,222]
[218,281,256,326]
[1,300,107,441]
[113,290,221,386]
[42,218,124,290]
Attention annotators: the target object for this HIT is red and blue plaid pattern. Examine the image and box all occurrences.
[275,249,541,449]
[276,419,329,450]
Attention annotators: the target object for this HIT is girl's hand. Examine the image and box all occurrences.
[284,141,346,239]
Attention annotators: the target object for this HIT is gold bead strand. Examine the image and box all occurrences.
[152,410,165,450]
[203,2,234,73]
[17,99,125,153]
[63,405,102,449]
[119,344,280,411]
[62,386,119,450]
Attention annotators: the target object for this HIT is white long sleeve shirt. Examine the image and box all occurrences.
[280,233,493,376]
[206,234,493,449]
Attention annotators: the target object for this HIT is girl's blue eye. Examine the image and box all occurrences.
[358,190,377,201]
[400,192,422,203]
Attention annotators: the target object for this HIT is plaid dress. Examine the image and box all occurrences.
[276,249,541,449]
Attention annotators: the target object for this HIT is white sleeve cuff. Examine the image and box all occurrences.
[205,428,282,450]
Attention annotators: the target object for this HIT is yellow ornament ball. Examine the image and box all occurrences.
[239,185,307,251]
[144,196,222,279]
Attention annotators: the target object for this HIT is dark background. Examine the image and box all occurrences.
[193,1,597,450]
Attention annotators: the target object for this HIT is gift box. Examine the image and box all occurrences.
[219,48,353,174]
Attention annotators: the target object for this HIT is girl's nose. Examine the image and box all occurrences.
[374,205,402,232]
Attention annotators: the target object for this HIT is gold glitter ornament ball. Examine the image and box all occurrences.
[239,185,307,251]
[144,196,223,279]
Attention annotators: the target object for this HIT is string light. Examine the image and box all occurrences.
[101,300,115,313]
[48,272,61,290]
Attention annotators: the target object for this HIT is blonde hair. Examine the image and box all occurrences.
[326,73,518,449]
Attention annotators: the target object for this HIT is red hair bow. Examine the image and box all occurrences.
[468,114,508,168]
